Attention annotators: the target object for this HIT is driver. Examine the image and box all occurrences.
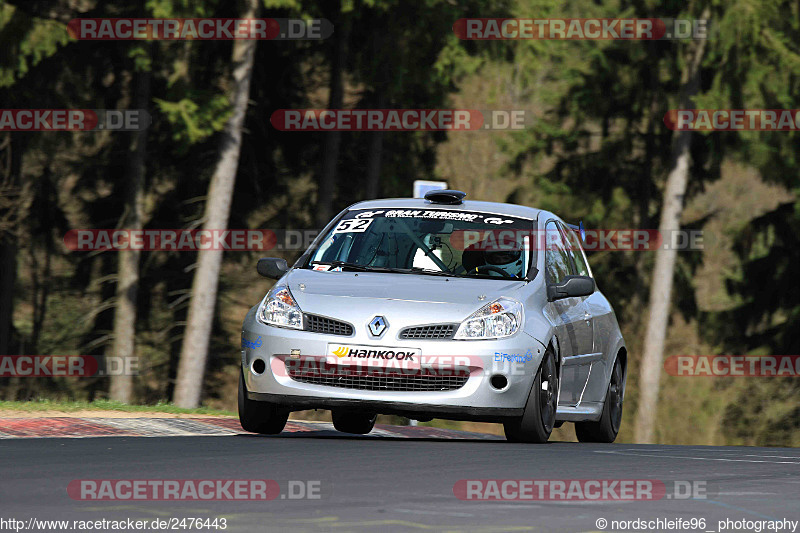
[482,249,523,277]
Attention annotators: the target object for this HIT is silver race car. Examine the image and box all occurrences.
[239,190,626,443]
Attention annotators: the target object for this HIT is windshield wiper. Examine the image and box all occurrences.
[310,261,454,276]
[408,267,459,277]
[309,260,372,272]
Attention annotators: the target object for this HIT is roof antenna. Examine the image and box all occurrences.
[423,189,467,205]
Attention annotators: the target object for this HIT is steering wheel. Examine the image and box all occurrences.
[473,264,514,278]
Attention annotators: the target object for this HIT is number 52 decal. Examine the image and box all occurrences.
[334,218,373,233]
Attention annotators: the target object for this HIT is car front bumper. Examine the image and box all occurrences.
[241,307,547,422]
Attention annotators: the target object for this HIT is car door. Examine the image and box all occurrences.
[566,231,619,405]
[558,221,601,406]
[542,220,593,407]
[558,220,595,355]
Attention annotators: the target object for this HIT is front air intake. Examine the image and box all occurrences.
[303,313,354,336]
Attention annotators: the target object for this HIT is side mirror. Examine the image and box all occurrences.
[547,275,595,302]
[257,257,289,279]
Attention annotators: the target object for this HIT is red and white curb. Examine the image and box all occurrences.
[0,417,502,440]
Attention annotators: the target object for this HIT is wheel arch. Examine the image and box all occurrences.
[548,335,562,379]
[615,345,628,401]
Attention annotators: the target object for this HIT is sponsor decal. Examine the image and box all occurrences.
[342,209,531,227]
[332,346,349,358]
[494,349,534,363]
[241,335,262,350]
[354,211,384,218]
[384,209,482,221]
[327,344,418,362]
[334,218,373,233]
[483,217,515,225]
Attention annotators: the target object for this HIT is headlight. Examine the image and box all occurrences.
[256,285,303,330]
[454,298,523,340]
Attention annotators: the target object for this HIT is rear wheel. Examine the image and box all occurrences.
[575,356,624,443]
[504,348,558,443]
[332,410,377,435]
[238,370,289,434]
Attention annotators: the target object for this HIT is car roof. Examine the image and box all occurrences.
[347,197,544,220]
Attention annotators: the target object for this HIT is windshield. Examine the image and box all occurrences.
[305,208,534,279]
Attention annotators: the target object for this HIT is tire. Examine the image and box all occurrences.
[575,355,624,443]
[332,410,377,435]
[238,370,289,434]
[503,348,558,443]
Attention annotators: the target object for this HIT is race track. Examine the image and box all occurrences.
[1,423,798,532]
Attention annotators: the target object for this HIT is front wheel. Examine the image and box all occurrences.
[238,370,289,434]
[504,348,558,443]
[575,355,624,443]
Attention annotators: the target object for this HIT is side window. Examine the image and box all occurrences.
[545,221,572,284]
[558,221,590,277]
[572,243,591,277]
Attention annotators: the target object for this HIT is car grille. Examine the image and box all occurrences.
[399,324,457,340]
[303,314,353,336]
[287,366,469,392]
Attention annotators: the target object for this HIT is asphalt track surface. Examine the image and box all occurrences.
[1,428,799,533]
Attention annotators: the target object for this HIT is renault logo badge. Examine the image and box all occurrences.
[368,316,387,337]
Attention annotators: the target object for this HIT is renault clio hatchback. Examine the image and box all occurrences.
[239,190,626,443]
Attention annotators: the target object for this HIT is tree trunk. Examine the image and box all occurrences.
[173,0,259,408]
[316,3,350,226]
[0,239,15,355]
[364,23,387,200]
[109,55,151,403]
[364,93,385,199]
[364,130,384,199]
[635,33,708,444]
[0,133,22,357]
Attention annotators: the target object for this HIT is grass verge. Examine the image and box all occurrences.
[0,399,235,417]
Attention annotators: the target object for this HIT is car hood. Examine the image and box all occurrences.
[282,268,527,325]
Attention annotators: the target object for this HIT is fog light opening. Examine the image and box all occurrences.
[251,358,266,375]
[490,374,508,390]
